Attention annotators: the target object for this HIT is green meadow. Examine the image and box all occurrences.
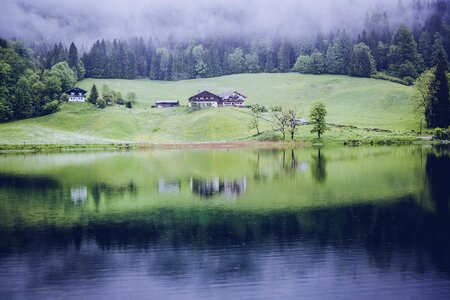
[0,73,419,144]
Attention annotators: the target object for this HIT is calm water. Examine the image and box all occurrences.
[0,146,449,299]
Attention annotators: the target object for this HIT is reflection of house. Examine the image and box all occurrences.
[190,177,246,198]
[153,100,180,108]
[158,178,181,193]
[188,91,246,108]
[223,178,247,198]
[71,186,88,203]
[65,87,87,102]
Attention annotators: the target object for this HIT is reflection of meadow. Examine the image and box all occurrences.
[0,146,432,229]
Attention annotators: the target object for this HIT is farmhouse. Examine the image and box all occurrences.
[219,91,246,107]
[65,87,87,102]
[188,91,223,108]
[188,90,246,108]
[153,100,180,108]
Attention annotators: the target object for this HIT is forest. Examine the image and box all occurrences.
[28,0,450,84]
[1,0,450,124]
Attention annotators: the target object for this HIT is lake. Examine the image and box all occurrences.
[0,145,449,299]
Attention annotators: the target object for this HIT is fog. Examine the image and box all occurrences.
[0,0,421,45]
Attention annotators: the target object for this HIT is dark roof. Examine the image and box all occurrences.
[219,91,247,99]
[65,87,87,95]
[189,91,222,102]
[155,100,179,104]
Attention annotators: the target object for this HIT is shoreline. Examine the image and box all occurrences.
[0,138,440,154]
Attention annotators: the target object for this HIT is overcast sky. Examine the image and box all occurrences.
[0,0,418,45]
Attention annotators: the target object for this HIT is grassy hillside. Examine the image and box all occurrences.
[0,73,417,144]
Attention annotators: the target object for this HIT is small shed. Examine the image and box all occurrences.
[154,100,180,108]
[65,87,87,102]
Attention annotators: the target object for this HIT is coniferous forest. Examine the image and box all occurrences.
[1,0,450,126]
[29,0,450,84]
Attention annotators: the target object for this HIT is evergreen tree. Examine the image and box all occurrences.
[349,43,376,77]
[227,48,245,74]
[309,51,326,74]
[390,25,423,77]
[192,44,208,78]
[418,31,433,68]
[12,76,34,119]
[244,51,261,73]
[338,30,353,74]
[373,42,389,71]
[426,51,450,128]
[277,41,292,72]
[325,43,344,74]
[88,84,99,105]
[432,33,449,67]
[292,55,311,73]
[68,42,78,69]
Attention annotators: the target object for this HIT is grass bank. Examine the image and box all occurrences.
[0,73,421,147]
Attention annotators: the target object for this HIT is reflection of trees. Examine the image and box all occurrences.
[2,196,449,276]
[426,146,450,214]
[311,148,327,183]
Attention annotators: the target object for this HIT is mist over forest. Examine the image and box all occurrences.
[2,0,450,123]
[0,0,434,45]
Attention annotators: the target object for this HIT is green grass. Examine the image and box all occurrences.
[0,73,419,144]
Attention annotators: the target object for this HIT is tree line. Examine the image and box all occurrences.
[27,1,450,85]
[0,38,83,122]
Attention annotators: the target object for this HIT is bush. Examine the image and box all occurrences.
[96,98,106,109]
[125,101,132,108]
[41,100,60,115]
[371,73,409,85]
[433,128,450,140]
[403,76,415,86]
[257,131,283,141]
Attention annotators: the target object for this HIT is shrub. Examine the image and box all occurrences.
[403,76,415,86]
[96,98,106,109]
[41,100,60,115]
[125,101,132,108]
[433,128,449,140]
[371,73,409,85]
[257,131,283,141]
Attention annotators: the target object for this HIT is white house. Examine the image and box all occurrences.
[65,87,87,102]
[188,90,246,108]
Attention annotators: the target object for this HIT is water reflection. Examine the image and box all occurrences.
[70,186,88,203]
[311,148,327,183]
[158,178,181,193]
[0,146,450,298]
[426,146,450,213]
[190,177,246,198]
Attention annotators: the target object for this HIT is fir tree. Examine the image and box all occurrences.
[349,43,375,77]
[68,42,78,69]
[426,51,450,128]
[88,84,99,105]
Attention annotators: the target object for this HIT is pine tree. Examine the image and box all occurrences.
[325,43,344,74]
[88,84,99,105]
[390,25,423,77]
[68,42,78,69]
[426,51,450,128]
[432,33,449,67]
[349,43,376,77]
[418,31,433,68]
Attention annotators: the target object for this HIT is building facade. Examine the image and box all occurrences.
[65,87,87,102]
[154,100,180,108]
[188,91,246,108]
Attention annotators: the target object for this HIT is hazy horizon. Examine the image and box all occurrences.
[0,0,425,46]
